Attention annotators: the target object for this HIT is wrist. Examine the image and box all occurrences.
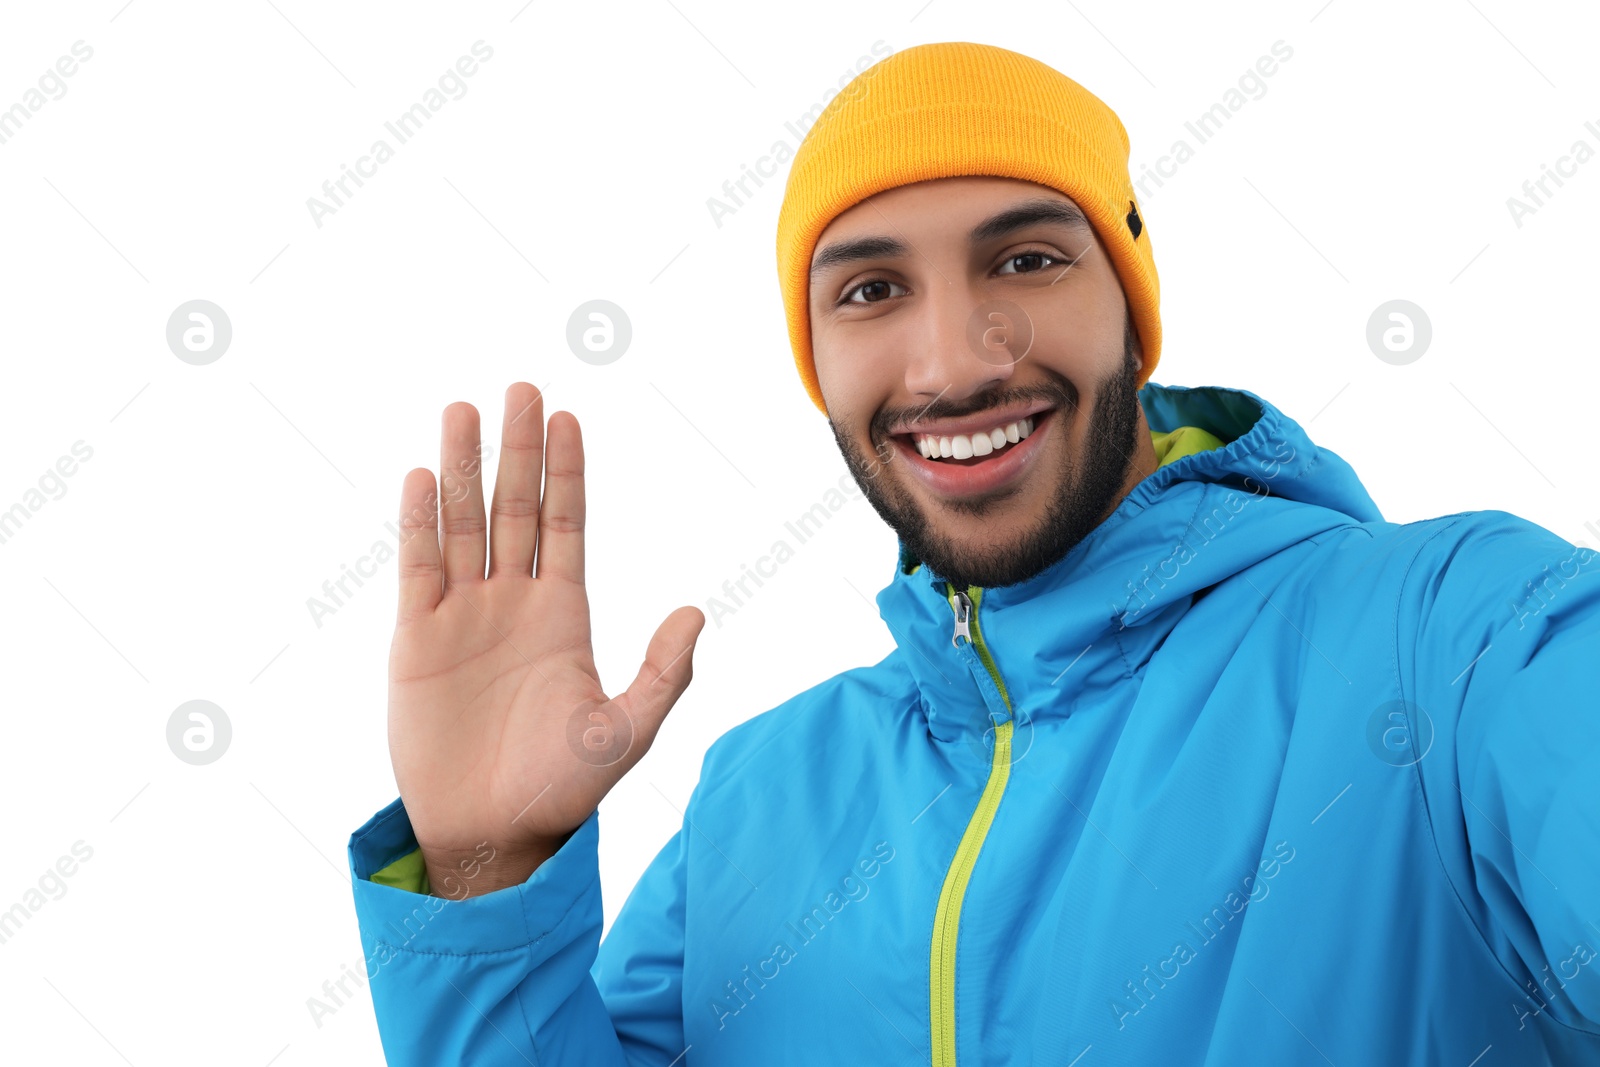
[420,835,567,898]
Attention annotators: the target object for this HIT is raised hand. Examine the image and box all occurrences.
[386,383,704,896]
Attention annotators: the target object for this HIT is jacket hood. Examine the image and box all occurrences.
[875,381,1386,742]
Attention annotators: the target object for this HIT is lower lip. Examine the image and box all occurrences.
[890,409,1057,499]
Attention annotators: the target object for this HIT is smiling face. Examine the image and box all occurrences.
[809,175,1159,591]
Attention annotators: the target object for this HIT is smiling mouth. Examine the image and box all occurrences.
[896,409,1051,466]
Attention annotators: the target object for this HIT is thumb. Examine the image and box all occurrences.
[616,605,705,750]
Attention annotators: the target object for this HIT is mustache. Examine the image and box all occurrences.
[871,380,1081,441]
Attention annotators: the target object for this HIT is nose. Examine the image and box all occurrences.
[904,284,1022,405]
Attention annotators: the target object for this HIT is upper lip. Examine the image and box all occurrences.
[891,401,1055,439]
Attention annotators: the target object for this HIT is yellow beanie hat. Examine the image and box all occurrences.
[775,41,1161,416]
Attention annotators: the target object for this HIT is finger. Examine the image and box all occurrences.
[396,467,444,620]
[534,411,585,586]
[615,606,705,753]
[439,402,488,584]
[488,383,545,578]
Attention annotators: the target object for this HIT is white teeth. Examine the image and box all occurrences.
[912,414,1041,462]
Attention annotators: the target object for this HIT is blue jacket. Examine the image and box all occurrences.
[349,382,1600,1064]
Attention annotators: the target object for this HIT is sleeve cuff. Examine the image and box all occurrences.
[348,796,602,960]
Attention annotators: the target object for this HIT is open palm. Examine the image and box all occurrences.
[386,383,704,894]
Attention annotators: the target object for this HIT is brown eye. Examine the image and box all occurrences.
[842,278,907,305]
[997,251,1063,276]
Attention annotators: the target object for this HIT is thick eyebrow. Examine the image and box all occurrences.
[968,198,1092,244]
[808,198,1091,282]
[809,235,909,281]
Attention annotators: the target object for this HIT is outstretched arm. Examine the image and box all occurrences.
[348,383,704,1063]
[1412,513,1600,1033]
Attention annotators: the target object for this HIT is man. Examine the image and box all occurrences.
[348,41,1600,1064]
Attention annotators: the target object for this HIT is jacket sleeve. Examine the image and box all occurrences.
[348,795,689,1064]
[1411,514,1600,1032]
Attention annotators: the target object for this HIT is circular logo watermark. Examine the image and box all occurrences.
[966,299,1035,367]
[166,699,232,765]
[166,300,233,365]
[1366,299,1431,366]
[566,300,631,366]
[566,700,634,767]
[967,705,1036,768]
[1365,700,1434,767]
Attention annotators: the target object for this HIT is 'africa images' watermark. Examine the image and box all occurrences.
[1111,839,1296,1030]
[308,841,499,1030]
[706,40,892,229]
[305,442,492,628]
[0,840,94,948]
[305,41,494,229]
[0,40,94,148]
[703,469,876,628]
[709,840,896,1031]
[1112,432,1296,628]
[1505,117,1600,229]
[1134,40,1294,203]
[0,440,93,548]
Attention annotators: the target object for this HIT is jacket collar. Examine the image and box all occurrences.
[874,382,1386,743]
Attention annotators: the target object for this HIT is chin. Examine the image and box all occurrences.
[927,517,1061,587]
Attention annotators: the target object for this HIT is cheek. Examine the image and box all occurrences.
[811,333,881,413]
[1028,305,1121,370]
[814,315,915,396]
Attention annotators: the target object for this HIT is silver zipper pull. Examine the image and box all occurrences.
[951,589,972,647]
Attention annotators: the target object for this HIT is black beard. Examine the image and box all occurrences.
[830,319,1144,591]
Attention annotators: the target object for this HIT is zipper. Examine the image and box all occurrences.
[950,591,972,647]
[930,584,1014,1067]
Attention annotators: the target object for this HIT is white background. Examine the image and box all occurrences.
[1,0,1595,1062]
